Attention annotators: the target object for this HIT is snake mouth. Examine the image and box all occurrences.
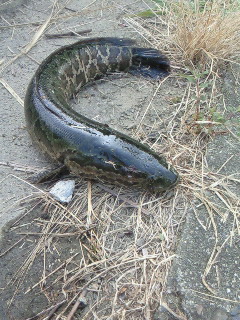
[145,169,179,193]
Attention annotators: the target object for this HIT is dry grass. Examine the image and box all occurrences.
[1,0,240,319]
[170,0,240,67]
[126,0,240,69]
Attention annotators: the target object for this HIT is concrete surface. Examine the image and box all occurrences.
[156,67,240,320]
[0,0,147,229]
[0,0,239,319]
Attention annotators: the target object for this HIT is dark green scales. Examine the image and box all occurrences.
[24,37,178,191]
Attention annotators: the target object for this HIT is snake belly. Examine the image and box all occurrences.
[24,37,178,192]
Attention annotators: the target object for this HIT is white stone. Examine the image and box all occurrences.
[49,180,75,203]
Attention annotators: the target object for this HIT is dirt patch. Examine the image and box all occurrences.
[0,0,239,319]
[0,0,185,318]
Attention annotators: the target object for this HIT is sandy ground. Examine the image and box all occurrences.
[0,0,149,228]
[0,0,180,319]
[0,0,240,319]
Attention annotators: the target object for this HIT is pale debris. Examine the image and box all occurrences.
[49,180,75,203]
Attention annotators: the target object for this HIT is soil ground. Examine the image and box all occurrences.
[0,0,239,319]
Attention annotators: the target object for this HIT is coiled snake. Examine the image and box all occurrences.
[24,37,178,192]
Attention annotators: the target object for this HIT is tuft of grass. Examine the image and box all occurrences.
[127,0,240,69]
[170,0,240,68]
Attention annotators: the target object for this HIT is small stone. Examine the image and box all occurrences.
[231,305,240,316]
[49,180,75,203]
[196,304,203,315]
[213,309,228,320]
[136,238,145,247]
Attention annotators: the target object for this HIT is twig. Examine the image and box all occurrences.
[0,78,24,106]
[66,289,87,320]
[45,29,92,38]
[46,299,66,320]
[161,301,187,320]
[136,76,169,132]
[95,183,150,215]
[191,289,240,304]
[0,2,54,74]
[0,161,39,173]
[25,299,66,320]
[0,236,26,257]
[25,253,79,294]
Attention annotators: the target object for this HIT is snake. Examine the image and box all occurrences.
[24,37,178,192]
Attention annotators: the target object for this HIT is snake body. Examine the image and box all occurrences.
[24,37,178,191]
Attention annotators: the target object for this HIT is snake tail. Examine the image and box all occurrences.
[130,47,170,78]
